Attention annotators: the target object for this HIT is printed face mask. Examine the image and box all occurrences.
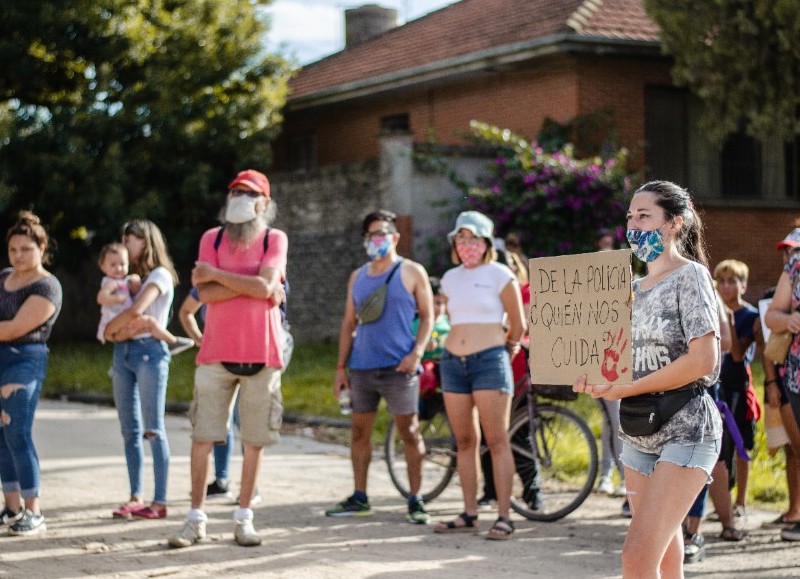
[225,196,259,224]
[364,235,392,260]
[626,228,665,263]
[456,238,488,267]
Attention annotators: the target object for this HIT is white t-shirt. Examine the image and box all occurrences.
[441,262,515,325]
[133,266,174,339]
[96,275,134,343]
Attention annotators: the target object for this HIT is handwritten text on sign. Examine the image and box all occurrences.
[529,249,633,385]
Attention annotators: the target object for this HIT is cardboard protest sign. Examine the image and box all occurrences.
[528,249,633,385]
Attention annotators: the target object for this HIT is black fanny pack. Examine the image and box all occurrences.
[619,387,702,437]
[221,362,265,377]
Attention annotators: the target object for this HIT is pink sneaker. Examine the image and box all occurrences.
[132,506,167,519]
[112,503,146,519]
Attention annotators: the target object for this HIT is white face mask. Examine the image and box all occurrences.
[225,196,259,224]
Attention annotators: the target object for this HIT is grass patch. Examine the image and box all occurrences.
[45,342,792,510]
[45,341,343,418]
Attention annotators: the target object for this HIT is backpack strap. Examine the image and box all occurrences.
[214,225,271,254]
[213,226,225,251]
[264,227,271,253]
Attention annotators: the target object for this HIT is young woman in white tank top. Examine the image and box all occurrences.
[432,211,525,540]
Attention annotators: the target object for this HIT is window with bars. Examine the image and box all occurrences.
[645,87,800,203]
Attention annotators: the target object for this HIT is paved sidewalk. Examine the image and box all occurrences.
[1,400,797,578]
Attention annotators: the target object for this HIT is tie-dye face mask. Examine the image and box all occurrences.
[364,235,392,260]
[626,227,665,263]
[455,238,488,267]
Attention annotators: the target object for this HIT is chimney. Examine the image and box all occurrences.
[344,4,398,48]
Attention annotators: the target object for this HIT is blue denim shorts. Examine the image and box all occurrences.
[622,437,721,480]
[439,345,513,396]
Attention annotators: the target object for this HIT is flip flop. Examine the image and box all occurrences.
[434,512,478,534]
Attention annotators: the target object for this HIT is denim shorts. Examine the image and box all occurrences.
[621,437,721,480]
[439,345,513,396]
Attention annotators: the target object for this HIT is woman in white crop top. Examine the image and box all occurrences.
[432,211,525,540]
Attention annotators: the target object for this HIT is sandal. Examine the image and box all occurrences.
[433,512,478,534]
[720,526,745,542]
[683,533,705,564]
[112,502,146,519]
[486,516,515,541]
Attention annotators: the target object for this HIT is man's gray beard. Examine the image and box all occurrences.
[225,217,266,250]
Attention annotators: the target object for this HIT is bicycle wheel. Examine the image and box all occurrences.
[509,404,598,521]
[384,396,457,502]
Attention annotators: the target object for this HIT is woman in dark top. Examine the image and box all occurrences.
[0,211,63,536]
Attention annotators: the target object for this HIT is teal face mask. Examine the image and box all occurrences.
[626,228,665,262]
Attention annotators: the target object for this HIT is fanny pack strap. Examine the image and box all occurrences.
[628,385,702,403]
[384,259,402,285]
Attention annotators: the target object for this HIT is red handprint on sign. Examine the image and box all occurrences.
[601,328,629,382]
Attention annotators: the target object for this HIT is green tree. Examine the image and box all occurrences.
[645,0,800,143]
[0,0,293,269]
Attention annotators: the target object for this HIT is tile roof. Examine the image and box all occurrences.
[569,0,661,41]
[289,0,661,102]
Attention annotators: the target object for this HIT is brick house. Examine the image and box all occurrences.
[274,0,800,309]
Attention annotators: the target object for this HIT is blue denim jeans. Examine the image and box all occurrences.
[213,399,238,481]
[0,343,47,499]
[112,338,170,504]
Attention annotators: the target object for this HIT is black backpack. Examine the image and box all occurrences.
[213,226,289,328]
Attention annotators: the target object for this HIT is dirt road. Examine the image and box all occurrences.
[2,400,797,578]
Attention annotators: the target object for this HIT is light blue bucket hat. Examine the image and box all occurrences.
[447,211,495,245]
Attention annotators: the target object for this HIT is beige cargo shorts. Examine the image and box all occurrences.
[190,363,283,447]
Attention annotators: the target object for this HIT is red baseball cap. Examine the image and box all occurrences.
[776,228,800,251]
[228,169,270,198]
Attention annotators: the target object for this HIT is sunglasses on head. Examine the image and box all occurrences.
[123,223,144,237]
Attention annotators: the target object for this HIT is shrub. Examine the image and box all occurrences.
[460,121,638,257]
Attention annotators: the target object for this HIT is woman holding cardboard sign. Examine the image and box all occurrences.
[573,181,722,578]
[432,211,525,540]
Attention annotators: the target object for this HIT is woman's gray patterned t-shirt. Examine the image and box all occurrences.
[619,261,723,454]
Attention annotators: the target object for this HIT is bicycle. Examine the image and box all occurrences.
[385,348,600,521]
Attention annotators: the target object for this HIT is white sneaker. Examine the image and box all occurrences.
[235,488,262,506]
[614,483,627,497]
[0,507,23,526]
[168,518,206,548]
[8,510,46,536]
[234,517,262,547]
[595,476,614,495]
